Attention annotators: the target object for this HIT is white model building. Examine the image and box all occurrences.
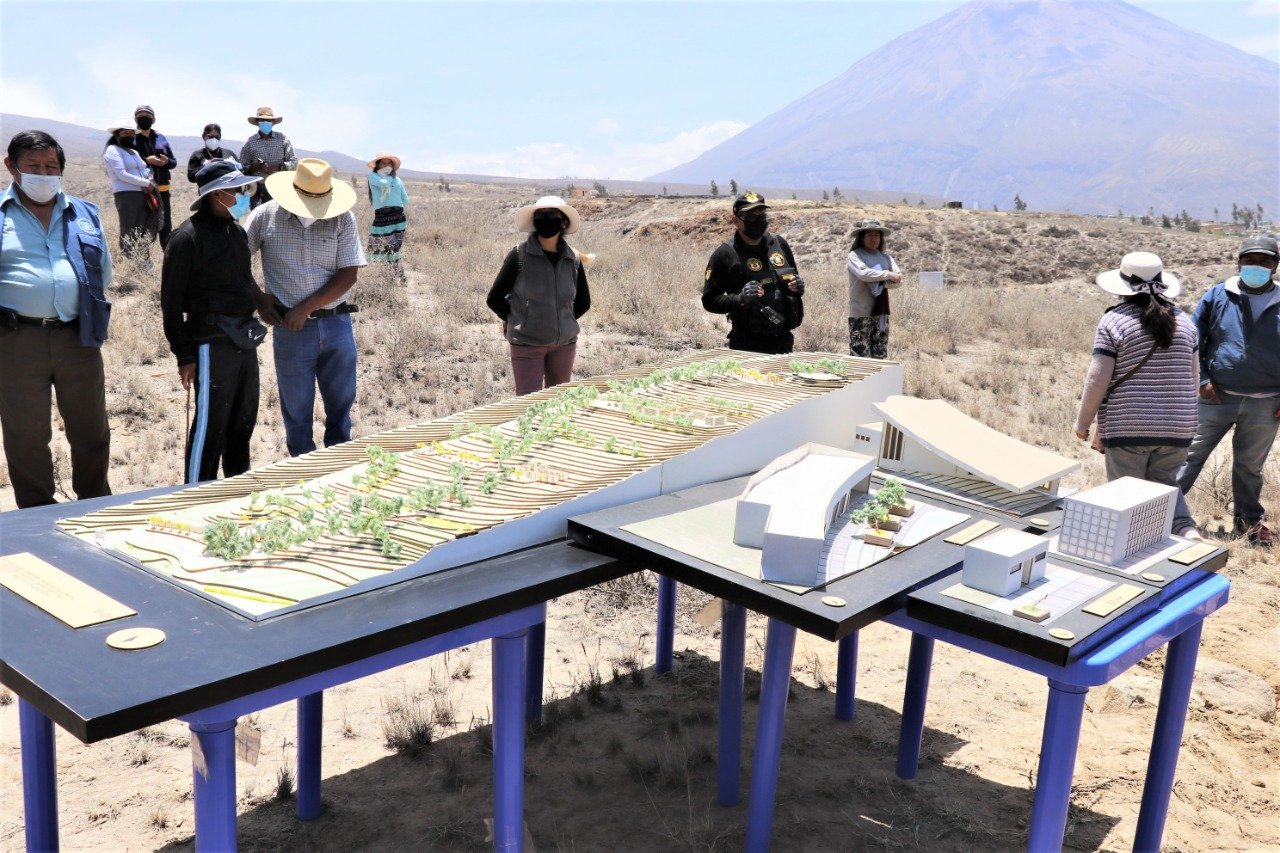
[1057,476,1177,566]
[962,528,1049,596]
[856,396,1079,497]
[734,444,876,586]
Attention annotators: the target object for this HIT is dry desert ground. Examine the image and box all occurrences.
[0,164,1276,851]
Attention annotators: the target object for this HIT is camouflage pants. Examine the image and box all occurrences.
[849,317,889,359]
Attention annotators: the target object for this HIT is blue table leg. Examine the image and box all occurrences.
[718,600,747,806]
[745,619,797,853]
[896,632,935,779]
[492,628,529,852]
[525,620,546,724]
[655,575,676,673]
[190,719,238,852]
[19,698,58,853]
[296,691,323,820]
[835,632,859,721]
[1133,622,1204,853]
[1028,680,1088,852]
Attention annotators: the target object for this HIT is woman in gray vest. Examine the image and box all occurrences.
[486,195,591,395]
[846,219,901,359]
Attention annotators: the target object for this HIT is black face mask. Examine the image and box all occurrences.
[741,216,767,240]
[533,216,564,239]
[136,117,154,130]
[118,137,136,149]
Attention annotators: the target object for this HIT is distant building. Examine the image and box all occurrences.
[945,200,964,209]
[568,188,589,198]
[1058,477,1177,565]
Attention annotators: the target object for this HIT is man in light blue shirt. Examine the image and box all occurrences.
[1,130,114,508]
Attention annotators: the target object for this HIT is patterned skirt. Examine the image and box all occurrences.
[368,206,407,263]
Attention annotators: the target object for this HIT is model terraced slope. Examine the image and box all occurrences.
[59,350,901,618]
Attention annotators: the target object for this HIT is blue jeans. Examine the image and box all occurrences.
[1177,396,1280,525]
[272,315,357,457]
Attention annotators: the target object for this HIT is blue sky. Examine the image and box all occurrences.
[3,0,1277,179]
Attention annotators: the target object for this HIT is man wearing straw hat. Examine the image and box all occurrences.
[239,107,296,209]
[244,158,366,457]
[161,161,267,483]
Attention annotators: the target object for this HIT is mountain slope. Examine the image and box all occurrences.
[649,0,1279,216]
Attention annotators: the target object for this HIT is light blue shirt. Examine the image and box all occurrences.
[0,184,113,320]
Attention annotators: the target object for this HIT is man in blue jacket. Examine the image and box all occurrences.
[0,130,113,507]
[1177,234,1280,546]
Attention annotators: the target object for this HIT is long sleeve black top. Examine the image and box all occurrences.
[161,208,259,365]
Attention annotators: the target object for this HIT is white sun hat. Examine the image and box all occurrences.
[514,195,581,235]
[1095,252,1181,299]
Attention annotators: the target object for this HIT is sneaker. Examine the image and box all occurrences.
[1244,522,1274,547]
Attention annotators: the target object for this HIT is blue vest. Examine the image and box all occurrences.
[0,194,111,347]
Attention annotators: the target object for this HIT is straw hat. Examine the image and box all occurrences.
[514,195,581,235]
[248,106,284,125]
[367,152,402,171]
[265,159,357,220]
[1095,252,1181,298]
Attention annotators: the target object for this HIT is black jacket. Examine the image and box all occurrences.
[187,146,239,182]
[161,208,259,365]
[133,129,177,187]
[702,232,804,336]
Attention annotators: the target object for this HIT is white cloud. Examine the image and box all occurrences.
[412,119,749,180]
[1232,33,1280,60]
[0,76,85,124]
[70,47,373,155]
[592,118,621,135]
[1247,1,1279,18]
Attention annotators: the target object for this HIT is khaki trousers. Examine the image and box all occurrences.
[0,323,111,508]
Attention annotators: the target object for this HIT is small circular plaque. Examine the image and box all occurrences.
[1142,572,1166,583]
[106,627,166,650]
[1030,518,1051,528]
[821,596,848,608]
[1048,628,1075,641]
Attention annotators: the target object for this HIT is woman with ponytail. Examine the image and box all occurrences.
[1074,252,1200,536]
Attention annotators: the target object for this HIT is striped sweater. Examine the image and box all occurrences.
[1093,303,1198,447]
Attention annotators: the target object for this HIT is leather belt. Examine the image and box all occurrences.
[17,315,77,329]
[274,302,359,319]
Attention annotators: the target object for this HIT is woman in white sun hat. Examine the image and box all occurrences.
[1073,251,1200,537]
[486,195,591,395]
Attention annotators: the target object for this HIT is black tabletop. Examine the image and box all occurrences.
[0,488,627,743]
[568,477,1062,642]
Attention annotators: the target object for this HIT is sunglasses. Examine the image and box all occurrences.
[741,214,768,224]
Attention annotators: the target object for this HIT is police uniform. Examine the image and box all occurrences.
[701,192,804,354]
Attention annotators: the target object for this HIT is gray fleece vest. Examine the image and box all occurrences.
[506,234,580,347]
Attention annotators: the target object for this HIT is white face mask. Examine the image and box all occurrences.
[376,166,392,177]
[19,172,61,204]
[298,216,317,228]
[204,138,220,152]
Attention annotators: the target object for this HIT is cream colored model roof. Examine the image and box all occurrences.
[874,396,1079,493]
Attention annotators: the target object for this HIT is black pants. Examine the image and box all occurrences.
[158,190,172,248]
[727,327,794,355]
[185,339,259,484]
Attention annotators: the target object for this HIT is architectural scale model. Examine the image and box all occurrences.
[962,528,1049,597]
[733,444,876,585]
[854,395,1080,516]
[59,350,903,618]
[1057,477,1177,566]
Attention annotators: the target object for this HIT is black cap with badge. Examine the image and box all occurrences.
[733,191,769,215]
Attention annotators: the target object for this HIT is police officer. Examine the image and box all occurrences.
[701,191,804,354]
